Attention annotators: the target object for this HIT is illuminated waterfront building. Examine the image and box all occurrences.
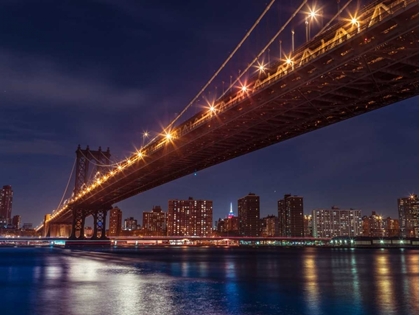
[278,194,304,237]
[12,215,21,229]
[109,206,122,236]
[124,217,138,231]
[384,217,400,237]
[142,205,167,236]
[238,193,260,236]
[261,215,278,237]
[304,214,312,237]
[0,185,13,225]
[312,207,362,238]
[216,203,239,236]
[362,211,385,237]
[167,197,213,236]
[398,194,419,238]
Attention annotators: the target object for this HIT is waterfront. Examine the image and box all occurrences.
[0,247,418,315]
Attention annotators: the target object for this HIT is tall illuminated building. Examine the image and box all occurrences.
[278,194,304,237]
[216,202,239,236]
[0,185,13,225]
[167,197,212,236]
[312,207,362,237]
[143,205,167,236]
[108,206,122,236]
[238,193,260,236]
[398,194,419,237]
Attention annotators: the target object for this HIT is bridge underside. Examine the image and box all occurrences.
[45,0,418,232]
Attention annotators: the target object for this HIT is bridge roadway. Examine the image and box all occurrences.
[41,0,419,235]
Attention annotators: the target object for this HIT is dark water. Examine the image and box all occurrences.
[0,247,418,315]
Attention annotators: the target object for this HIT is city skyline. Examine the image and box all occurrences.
[0,0,417,227]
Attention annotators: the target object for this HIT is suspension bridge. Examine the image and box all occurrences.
[36,0,419,239]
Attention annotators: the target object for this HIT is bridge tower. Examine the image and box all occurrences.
[69,145,112,240]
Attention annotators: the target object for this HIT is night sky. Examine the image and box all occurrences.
[0,0,418,227]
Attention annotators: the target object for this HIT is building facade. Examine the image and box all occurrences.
[143,205,167,236]
[261,215,278,237]
[216,203,239,236]
[312,207,362,238]
[278,194,304,237]
[108,206,122,236]
[167,197,213,236]
[384,217,400,237]
[124,217,138,231]
[304,214,312,237]
[362,211,385,237]
[0,185,13,225]
[12,215,21,229]
[238,193,260,236]
[398,194,419,238]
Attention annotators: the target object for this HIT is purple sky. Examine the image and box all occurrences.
[0,0,418,227]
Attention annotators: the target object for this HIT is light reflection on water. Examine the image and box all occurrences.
[0,247,418,315]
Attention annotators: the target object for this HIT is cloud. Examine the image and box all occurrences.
[0,50,148,109]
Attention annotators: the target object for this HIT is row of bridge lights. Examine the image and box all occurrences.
[52,10,363,218]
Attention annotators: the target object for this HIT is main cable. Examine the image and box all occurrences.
[164,0,276,132]
[55,157,76,211]
[218,0,308,100]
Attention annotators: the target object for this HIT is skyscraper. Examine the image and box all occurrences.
[143,205,167,236]
[398,194,419,238]
[167,197,213,236]
[278,194,304,237]
[0,185,13,225]
[312,207,362,237]
[238,193,260,236]
[108,206,122,236]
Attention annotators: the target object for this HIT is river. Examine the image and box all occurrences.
[0,247,418,315]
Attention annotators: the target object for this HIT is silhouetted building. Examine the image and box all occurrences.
[278,194,304,237]
[22,223,33,230]
[0,185,13,225]
[261,215,278,237]
[238,193,260,236]
[109,206,122,236]
[304,214,312,237]
[398,194,419,238]
[124,217,138,231]
[143,205,167,236]
[362,211,384,237]
[312,207,362,237]
[12,215,21,229]
[167,197,213,236]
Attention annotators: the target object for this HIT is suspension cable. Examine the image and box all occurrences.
[314,0,354,38]
[218,0,307,100]
[55,157,76,211]
[165,0,276,132]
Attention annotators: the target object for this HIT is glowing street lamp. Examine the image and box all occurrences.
[306,9,317,42]
[241,85,248,92]
[351,16,360,33]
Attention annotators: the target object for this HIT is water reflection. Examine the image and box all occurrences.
[0,248,418,315]
[375,254,396,314]
[303,252,320,315]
